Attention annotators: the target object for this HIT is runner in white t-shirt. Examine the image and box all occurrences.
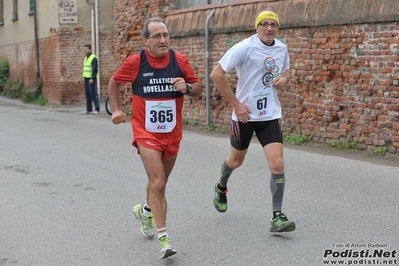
[210,10,296,233]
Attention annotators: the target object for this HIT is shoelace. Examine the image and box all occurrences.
[218,189,228,203]
[276,214,287,221]
[160,236,171,247]
[145,214,153,229]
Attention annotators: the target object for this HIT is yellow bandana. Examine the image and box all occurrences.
[255,11,279,30]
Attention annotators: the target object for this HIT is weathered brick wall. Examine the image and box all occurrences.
[0,28,114,104]
[112,0,177,58]
[40,28,115,104]
[113,0,399,154]
[0,42,37,88]
[281,24,399,151]
[39,34,63,102]
[111,0,178,107]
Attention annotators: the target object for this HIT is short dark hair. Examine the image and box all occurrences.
[141,17,166,38]
[84,44,92,49]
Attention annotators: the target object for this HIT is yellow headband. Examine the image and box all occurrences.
[255,11,279,30]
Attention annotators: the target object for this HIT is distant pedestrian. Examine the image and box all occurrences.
[83,44,100,114]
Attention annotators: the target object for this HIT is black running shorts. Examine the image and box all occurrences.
[230,119,283,150]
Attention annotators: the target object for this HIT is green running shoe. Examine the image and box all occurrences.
[270,213,296,232]
[159,236,177,259]
[214,182,228,212]
[133,203,155,239]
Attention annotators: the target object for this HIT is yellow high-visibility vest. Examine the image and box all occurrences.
[83,54,99,78]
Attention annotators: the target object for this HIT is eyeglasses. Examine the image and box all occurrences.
[147,33,170,40]
[258,22,278,29]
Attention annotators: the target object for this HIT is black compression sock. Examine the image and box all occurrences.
[218,184,227,192]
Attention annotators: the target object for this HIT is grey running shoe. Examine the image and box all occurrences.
[159,236,177,259]
[133,203,155,238]
[213,182,228,212]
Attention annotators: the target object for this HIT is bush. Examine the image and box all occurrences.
[21,78,43,103]
[0,60,9,91]
[2,78,23,99]
[1,74,48,106]
[35,94,48,106]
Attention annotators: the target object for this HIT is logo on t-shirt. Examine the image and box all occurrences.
[143,77,177,93]
[143,72,154,77]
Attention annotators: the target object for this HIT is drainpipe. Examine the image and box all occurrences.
[205,0,223,126]
[88,1,100,98]
[33,0,40,79]
[95,0,100,99]
[91,4,95,53]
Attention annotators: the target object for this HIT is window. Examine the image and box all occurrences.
[12,0,18,21]
[0,0,4,25]
[28,0,34,15]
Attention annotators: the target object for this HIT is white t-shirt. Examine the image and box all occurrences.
[218,34,290,121]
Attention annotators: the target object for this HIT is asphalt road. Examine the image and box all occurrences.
[0,97,398,266]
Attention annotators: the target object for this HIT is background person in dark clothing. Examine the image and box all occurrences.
[83,44,100,114]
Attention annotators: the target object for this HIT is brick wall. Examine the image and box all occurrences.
[281,24,399,151]
[95,0,399,154]
[111,0,178,107]
[0,41,37,88]
[0,28,114,104]
[40,28,115,104]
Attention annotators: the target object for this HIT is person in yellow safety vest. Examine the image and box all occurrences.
[83,44,100,114]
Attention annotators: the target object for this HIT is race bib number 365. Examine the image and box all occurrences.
[145,99,176,133]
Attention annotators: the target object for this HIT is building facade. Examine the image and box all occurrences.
[0,0,114,103]
[0,0,232,104]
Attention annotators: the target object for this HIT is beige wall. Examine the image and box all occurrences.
[0,0,113,45]
[51,0,114,34]
[0,1,35,45]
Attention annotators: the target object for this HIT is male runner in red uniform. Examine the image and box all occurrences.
[108,17,203,259]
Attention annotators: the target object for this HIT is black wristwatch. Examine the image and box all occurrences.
[184,83,192,94]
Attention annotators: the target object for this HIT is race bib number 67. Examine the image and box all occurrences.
[248,87,276,119]
[145,99,176,133]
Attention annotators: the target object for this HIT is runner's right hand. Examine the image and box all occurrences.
[111,110,127,124]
